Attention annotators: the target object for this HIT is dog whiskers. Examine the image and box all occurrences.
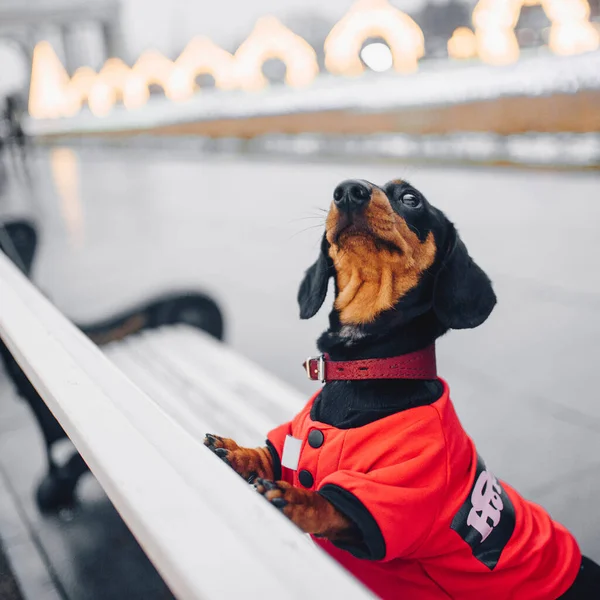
[289,216,327,223]
[288,224,326,241]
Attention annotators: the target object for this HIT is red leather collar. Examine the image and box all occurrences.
[303,345,437,382]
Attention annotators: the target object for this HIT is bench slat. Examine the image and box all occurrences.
[102,344,218,441]
[0,253,372,600]
[104,325,307,446]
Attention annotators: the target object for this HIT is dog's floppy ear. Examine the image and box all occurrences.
[433,228,496,330]
[298,235,334,320]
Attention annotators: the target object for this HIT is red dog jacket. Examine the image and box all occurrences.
[267,379,580,599]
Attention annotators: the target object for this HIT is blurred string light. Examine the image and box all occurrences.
[62,42,236,116]
[50,147,84,249]
[167,36,237,101]
[28,41,71,119]
[473,0,599,65]
[130,50,173,104]
[234,16,318,90]
[448,27,478,60]
[28,17,318,117]
[62,66,96,116]
[324,0,425,76]
[28,1,600,119]
[88,58,138,115]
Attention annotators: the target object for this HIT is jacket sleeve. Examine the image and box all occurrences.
[318,423,448,561]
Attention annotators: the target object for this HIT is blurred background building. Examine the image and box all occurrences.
[0,0,596,166]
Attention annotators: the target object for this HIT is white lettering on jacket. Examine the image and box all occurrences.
[466,470,505,542]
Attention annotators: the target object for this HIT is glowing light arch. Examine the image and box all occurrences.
[28,41,70,119]
[234,16,319,91]
[126,50,175,108]
[86,58,140,116]
[167,36,237,101]
[62,67,97,116]
[473,0,600,65]
[448,27,478,60]
[324,0,425,76]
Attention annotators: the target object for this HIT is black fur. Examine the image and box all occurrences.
[433,230,497,330]
[298,234,334,320]
[299,179,496,428]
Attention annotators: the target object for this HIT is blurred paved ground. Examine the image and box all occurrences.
[0,146,599,598]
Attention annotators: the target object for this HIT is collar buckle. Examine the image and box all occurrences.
[305,354,325,382]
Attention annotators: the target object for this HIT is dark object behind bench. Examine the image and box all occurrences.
[0,539,23,600]
[0,220,225,512]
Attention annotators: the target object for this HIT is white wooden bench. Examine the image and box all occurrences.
[104,325,301,448]
[0,251,372,600]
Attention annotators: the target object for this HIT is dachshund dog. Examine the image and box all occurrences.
[205,179,599,599]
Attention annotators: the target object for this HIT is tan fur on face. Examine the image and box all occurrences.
[326,189,436,325]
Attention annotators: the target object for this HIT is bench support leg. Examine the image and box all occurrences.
[36,452,89,512]
[1,219,225,513]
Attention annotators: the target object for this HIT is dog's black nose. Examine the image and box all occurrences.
[333,180,371,212]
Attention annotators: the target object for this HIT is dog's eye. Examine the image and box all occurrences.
[401,192,421,208]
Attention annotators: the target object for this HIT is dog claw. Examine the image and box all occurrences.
[254,478,270,493]
[213,448,231,466]
[204,434,220,449]
[271,498,287,509]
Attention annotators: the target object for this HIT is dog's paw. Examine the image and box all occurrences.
[254,479,350,538]
[254,479,297,511]
[204,434,261,482]
[204,434,240,470]
[204,433,239,453]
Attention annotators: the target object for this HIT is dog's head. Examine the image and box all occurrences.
[298,179,496,336]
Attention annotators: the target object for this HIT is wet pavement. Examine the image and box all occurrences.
[0,146,599,598]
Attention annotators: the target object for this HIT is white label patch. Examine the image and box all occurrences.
[281,435,302,471]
